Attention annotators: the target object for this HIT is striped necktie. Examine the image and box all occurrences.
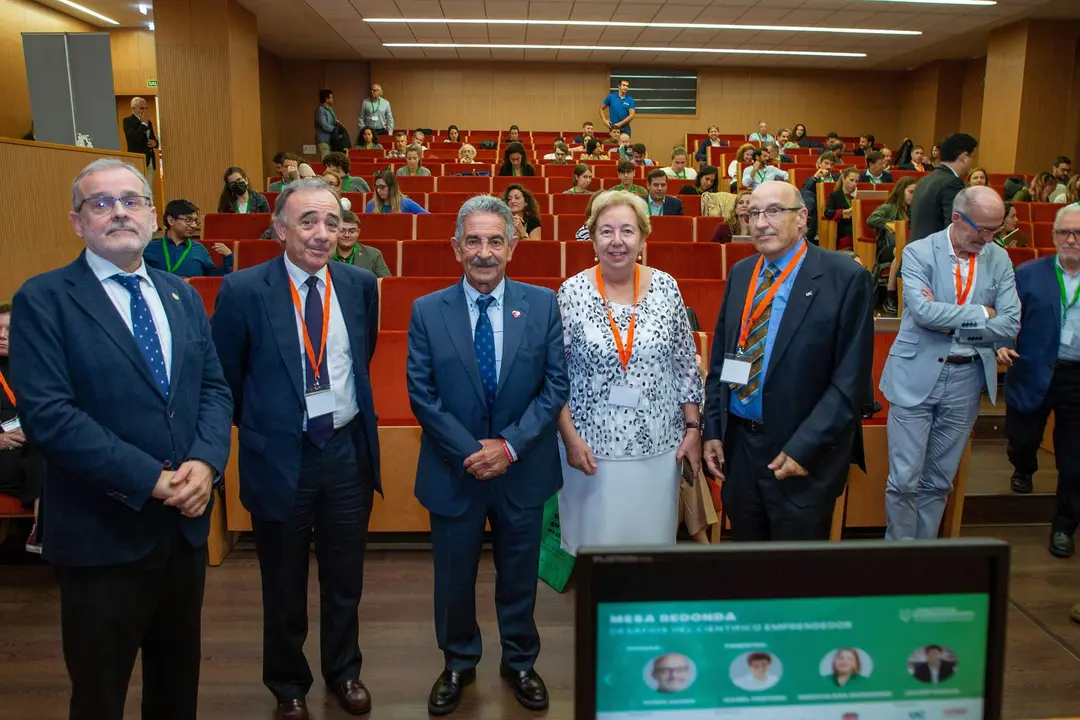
[733,264,777,403]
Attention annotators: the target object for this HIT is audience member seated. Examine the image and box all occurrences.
[443,125,461,143]
[0,303,43,551]
[396,145,432,176]
[365,170,428,214]
[1050,155,1072,202]
[574,193,601,242]
[681,165,719,195]
[323,151,371,192]
[712,189,752,243]
[298,163,317,179]
[542,138,567,161]
[967,167,988,187]
[824,167,860,250]
[411,129,429,151]
[502,183,543,241]
[146,199,232,277]
[881,147,893,170]
[868,176,917,315]
[741,148,788,190]
[546,142,571,164]
[930,143,942,167]
[614,132,633,161]
[387,130,409,158]
[457,143,479,164]
[1065,175,1080,204]
[646,169,683,216]
[572,120,596,145]
[777,128,799,151]
[498,142,536,176]
[603,126,622,146]
[356,126,383,150]
[899,144,933,172]
[1014,172,1056,202]
[267,152,300,191]
[218,166,270,214]
[611,160,648,196]
[503,124,522,144]
[764,141,793,164]
[801,151,839,244]
[564,164,594,194]
[995,202,1030,248]
[695,125,727,164]
[817,132,840,154]
[271,151,286,177]
[632,143,655,167]
[854,133,875,156]
[859,151,894,185]
[334,210,391,276]
[322,169,352,212]
[792,123,810,148]
[581,138,607,162]
[749,120,773,144]
[728,143,756,188]
[662,146,697,182]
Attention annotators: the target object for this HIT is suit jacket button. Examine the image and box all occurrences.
[938,358,944,363]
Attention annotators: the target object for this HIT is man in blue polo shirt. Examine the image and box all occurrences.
[143,199,233,277]
[601,79,636,136]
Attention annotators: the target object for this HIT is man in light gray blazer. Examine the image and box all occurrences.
[880,186,1020,540]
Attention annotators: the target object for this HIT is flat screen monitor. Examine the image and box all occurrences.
[574,540,1009,720]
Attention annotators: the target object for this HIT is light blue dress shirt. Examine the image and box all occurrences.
[1058,257,1080,361]
[729,240,808,422]
[462,277,517,457]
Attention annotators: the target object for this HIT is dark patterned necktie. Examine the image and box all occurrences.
[734,264,778,403]
[474,295,498,408]
[112,274,169,398]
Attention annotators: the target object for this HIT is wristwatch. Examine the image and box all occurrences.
[685,421,701,431]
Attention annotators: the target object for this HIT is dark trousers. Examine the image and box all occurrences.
[1006,361,1080,535]
[251,423,374,701]
[57,523,206,720]
[429,482,544,673]
[722,420,835,541]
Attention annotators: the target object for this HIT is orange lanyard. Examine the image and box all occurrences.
[595,265,639,372]
[737,242,807,352]
[288,271,332,384]
[0,368,14,407]
[955,257,976,305]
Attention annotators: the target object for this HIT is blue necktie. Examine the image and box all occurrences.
[474,295,498,409]
[304,276,334,448]
[112,274,169,398]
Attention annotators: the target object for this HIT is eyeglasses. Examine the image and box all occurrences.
[958,212,1001,238]
[747,206,801,222]
[339,227,359,237]
[79,195,152,215]
[374,184,389,191]
[462,237,507,250]
[174,215,199,225]
[1053,229,1080,241]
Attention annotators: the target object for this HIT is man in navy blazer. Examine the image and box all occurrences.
[645,169,684,216]
[211,179,381,720]
[999,205,1080,558]
[9,158,232,720]
[407,195,568,715]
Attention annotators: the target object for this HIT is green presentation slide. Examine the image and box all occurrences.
[595,594,989,720]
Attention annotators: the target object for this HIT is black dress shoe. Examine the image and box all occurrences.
[331,678,372,715]
[1010,472,1033,494]
[276,698,309,720]
[428,668,476,716]
[1050,531,1075,559]
[500,665,549,711]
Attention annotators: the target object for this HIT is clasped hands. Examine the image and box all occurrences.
[703,440,808,482]
[464,439,511,481]
[151,459,215,518]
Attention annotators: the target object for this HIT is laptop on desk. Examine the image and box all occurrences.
[574,540,1009,720]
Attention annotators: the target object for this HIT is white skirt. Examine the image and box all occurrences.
[557,443,680,556]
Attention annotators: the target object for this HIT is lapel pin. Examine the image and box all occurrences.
[171,292,180,300]
[512,310,522,318]
[805,291,814,297]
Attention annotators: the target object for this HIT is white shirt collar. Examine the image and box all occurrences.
[85,247,151,283]
[942,163,960,178]
[283,253,328,289]
[462,276,506,306]
[946,226,983,262]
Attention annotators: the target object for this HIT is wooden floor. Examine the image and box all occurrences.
[1,526,1078,719]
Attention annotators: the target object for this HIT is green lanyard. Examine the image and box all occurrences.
[1056,261,1080,320]
[755,169,767,184]
[513,168,522,176]
[675,170,686,180]
[162,238,192,274]
[335,249,356,265]
[649,201,663,217]
[843,193,853,209]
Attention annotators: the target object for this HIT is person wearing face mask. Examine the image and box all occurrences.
[144,199,233,277]
[880,186,1020,541]
[218,166,271,215]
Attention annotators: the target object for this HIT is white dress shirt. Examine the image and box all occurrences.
[85,248,173,380]
[283,255,359,430]
[946,228,986,357]
[461,276,517,459]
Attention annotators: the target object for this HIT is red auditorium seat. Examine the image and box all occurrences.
[1032,223,1055,249]
[234,240,282,269]
[677,280,727,333]
[556,214,586,242]
[349,149,385,162]
[342,192,366,210]
[646,243,724,280]
[680,195,702,216]
[188,276,223,316]
[264,191,279,208]
[1006,247,1037,267]
[359,214,414,240]
[858,199,885,240]
[493,176,548,195]
[565,240,597,276]
[428,193,475,214]
[510,242,562,277]
[443,163,494,176]
[416,213,458,240]
[873,330,898,414]
[0,493,32,517]
[438,176,492,194]
[363,240,400,276]
[543,165,576,179]
[369,331,415,425]
[696,217,724,243]
[592,165,619,179]
[553,193,591,214]
[203,213,271,239]
[1032,203,1065,223]
[649,216,695,242]
[724,243,757,277]
[400,241,464,276]
[397,176,436,194]
[1011,202,1032,222]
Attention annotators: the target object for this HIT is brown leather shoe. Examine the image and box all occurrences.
[331,678,372,715]
[276,698,309,720]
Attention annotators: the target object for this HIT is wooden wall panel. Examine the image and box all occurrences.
[0,0,93,139]
[227,0,263,188]
[0,139,144,298]
[258,48,283,185]
[1015,21,1080,174]
[933,61,966,145]
[960,58,985,137]
[898,63,941,151]
[980,23,1029,174]
[110,29,157,96]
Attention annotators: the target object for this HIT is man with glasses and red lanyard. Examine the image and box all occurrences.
[880,186,1020,540]
[703,181,875,541]
[997,204,1080,558]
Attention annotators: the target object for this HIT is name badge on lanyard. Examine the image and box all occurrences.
[1,416,21,433]
[289,272,335,420]
[719,354,752,385]
[596,265,642,409]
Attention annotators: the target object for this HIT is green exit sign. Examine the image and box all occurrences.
[147,79,158,88]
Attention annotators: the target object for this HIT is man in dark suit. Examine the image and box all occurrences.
[406,195,569,715]
[122,97,157,178]
[908,133,978,242]
[898,144,933,172]
[9,158,233,720]
[211,179,381,720]
[858,151,894,185]
[645,169,683,216]
[911,646,956,683]
[703,181,874,540]
[999,205,1080,558]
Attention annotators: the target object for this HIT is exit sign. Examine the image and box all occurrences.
[147,79,158,88]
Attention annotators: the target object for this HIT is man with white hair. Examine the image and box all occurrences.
[122,96,158,179]
[359,83,393,138]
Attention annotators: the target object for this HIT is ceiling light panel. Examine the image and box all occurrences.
[365,18,921,36]
[56,0,119,24]
[382,43,868,58]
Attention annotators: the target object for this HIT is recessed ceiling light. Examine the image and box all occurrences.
[365,18,920,36]
[867,0,996,5]
[137,4,150,14]
[55,0,119,24]
[382,43,867,59]
[147,21,155,30]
